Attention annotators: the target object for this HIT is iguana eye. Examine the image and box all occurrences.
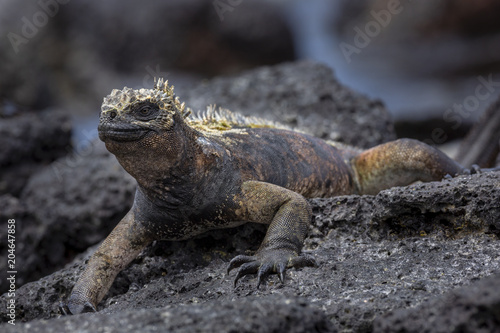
[138,105,152,116]
[134,102,159,120]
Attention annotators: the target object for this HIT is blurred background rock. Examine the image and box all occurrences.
[0,0,296,142]
[331,0,500,143]
[2,0,500,164]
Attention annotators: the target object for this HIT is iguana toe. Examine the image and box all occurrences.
[227,254,255,274]
[63,293,97,315]
[257,262,274,288]
[229,249,317,288]
[290,253,317,268]
[234,260,260,287]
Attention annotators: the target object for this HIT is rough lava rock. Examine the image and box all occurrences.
[0,107,72,196]
[0,106,72,291]
[3,295,335,333]
[0,141,136,293]
[181,61,395,148]
[1,171,499,332]
[21,140,136,252]
[373,272,500,333]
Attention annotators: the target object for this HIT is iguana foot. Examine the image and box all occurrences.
[227,249,316,288]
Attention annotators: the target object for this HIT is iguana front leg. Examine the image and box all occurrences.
[64,209,154,314]
[228,181,316,287]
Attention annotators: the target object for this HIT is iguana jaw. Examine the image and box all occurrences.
[98,122,151,142]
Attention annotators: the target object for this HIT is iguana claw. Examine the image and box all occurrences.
[59,297,96,315]
[228,250,317,288]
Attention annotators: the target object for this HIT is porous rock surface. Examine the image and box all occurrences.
[1,171,499,332]
[373,272,500,333]
[0,108,71,196]
[4,295,335,333]
[0,141,135,293]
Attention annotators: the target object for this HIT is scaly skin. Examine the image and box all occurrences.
[64,79,465,314]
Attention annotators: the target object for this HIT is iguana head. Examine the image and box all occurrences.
[98,78,191,145]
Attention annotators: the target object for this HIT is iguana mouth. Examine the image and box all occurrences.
[98,124,150,142]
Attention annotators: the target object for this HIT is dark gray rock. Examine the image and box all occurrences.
[307,171,500,331]
[1,0,294,110]
[60,0,294,75]
[3,295,335,333]
[0,194,24,222]
[2,171,499,332]
[373,273,500,333]
[181,61,396,148]
[0,141,135,293]
[0,108,72,196]
[308,171,500,244]
[21,140,135,251]
[206,0,296,69]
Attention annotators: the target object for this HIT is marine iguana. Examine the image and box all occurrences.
[64,79,468,314]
